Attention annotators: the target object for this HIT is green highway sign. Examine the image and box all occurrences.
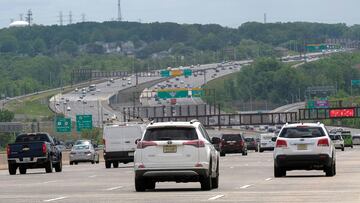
[56,117,72,133]
[76,115,93,132]
[160,70,170,77]
[183,69,192,77]
[307,100,315,109]
[351,80,360,86]
[157,88,204,99]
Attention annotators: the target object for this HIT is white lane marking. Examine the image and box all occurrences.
[230,166,234,169]
[89,175,97,178]
[240,184,251,189]
[105,186,124,191]
[42,180,58,184]
[265,178,272,181]
[43,196,68,202]
[208,195,224,201]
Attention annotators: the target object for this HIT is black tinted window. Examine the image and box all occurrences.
[245,138,254,142]
[222,134,242,141]
[144,127,198,141]
[16,134,50,143]
[279,127,325,138]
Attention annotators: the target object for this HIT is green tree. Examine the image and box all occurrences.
[59,39,78,55]
[0,35,18,53]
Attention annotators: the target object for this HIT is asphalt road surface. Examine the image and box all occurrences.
[1,146,360,203]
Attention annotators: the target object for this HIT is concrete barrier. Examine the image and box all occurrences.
[0,150,105,170]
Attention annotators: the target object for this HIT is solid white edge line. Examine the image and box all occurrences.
[208,195,225,201]
[43,196,67,202]
[105,186,124,191]
[240,184,251,189]
[89,175,97,178]
[265,178,272,181]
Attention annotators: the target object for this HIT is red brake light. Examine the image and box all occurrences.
[183,140,205,148]
[6,145,10,157]
[137,141,157,149]
[317,138,329,147]
[42,143,47,154]
[276,139,287,148]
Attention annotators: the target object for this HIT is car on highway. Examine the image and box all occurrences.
[67,106,71,111]
[103,123,146,168]
[7,132,62,175]
[273,122,336,177]
[219,133,248,156]
[259,133,276,152]
[69,144,99,165]
[74,139,92,146]
[329,134,345,151]
[75,88,79,92]
[134,120,220,191]
[340,131,353,148]
[353,135,360,145]
[245,137,259,152]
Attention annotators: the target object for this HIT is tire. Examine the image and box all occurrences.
[19,167,27,175]
[201,174,212,191]
[212,161,219,189]
[135,178,147,192]
[45,160,53,173]
[242,150,248,156]
[351,145,353,149]
[91,161,95,164]
[8,164,17,175]
[75,162,78,165]
[220,152,225,157]
[260,149,264,153]
[113,161,119,168]
[342,147,344,151]
[105,161,111,168]
[325,160,336,177]
[70,161,73,165]
[274,165,285,177]
[146,180,156,190]
[55,161,62,172]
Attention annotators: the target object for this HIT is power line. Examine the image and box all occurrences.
[117,0,122,21]
[69,11,73,24]
[81,13,86,22]
[58,11,63,26]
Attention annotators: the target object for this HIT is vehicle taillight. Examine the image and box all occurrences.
[137,141,157,149]
[42,143,47,154]
[6,145,10,157]
[317,138,329,147]
[276,139,287,148]
[183,140,205,148]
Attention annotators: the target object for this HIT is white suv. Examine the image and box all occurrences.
[134,120,220,191]
[273,122,336,177]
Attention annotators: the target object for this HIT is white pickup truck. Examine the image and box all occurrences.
[103,123,146,168]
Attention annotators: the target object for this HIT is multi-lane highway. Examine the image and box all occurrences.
[1,146,359,203]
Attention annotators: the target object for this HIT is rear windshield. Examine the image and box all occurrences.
[143,127,198,141]
[329,134,342,140]
[16,134,50,143]
[279,127,325,138]
[245,138,254,142]
[222,134,242,141]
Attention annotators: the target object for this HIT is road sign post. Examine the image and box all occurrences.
[55,117,72,133]
[76,115,93,132]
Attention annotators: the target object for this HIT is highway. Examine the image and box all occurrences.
[1,146,360,203]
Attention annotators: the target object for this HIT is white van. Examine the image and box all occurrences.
[259,133,276,152]
[103,123,146,168]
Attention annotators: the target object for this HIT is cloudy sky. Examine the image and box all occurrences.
[0,0,359,28]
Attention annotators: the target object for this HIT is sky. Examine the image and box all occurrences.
[0,0,359,28]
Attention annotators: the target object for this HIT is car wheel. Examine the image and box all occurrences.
[45,160,53,173]
[113,162,119,168]
[220,152,225,157]
[242,150,248,156]
[351,145,353,148]
[70,161,73,165]
[201,174,212,191]
[146,180,156,190]
[55,161,62,172]
[91,161,95,164]
[135,178,147,192]
[259,149,264,153]
[8,164,17,175]
[19,167,27,175]
[342,147,344,151]
[325,160,336,177]
[75,162,78,165]
[105,161,111,168]
[274,165,285,177]
[211,161,219,189]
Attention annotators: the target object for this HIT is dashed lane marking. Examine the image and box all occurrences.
[43,196,68,202]
[239,184,251,189]
[208,195,225,201]
[105,186,124,191]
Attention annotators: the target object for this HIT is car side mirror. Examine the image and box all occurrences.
[271,137,277,142]
[135,139,141,144]
[211,137,221,144]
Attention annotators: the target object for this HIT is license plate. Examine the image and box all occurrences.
[163,145,177,153]
[128,152,134,156]
[23,157,31,162]
[297,144,307,150]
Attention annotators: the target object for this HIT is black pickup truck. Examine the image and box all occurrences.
[6,132,62,175]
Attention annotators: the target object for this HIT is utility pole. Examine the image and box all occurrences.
[81,13,86,22]
[117,0,122,21]
[264,13,267,24]
[19,14,23,21]
[25,9,33,26]
[69,11,73,24]
[58,11,63,26]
